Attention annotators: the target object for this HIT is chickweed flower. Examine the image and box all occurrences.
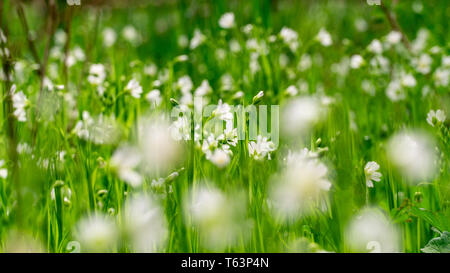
[364,161,382,188]
[219,12,235,29]
[426,109,446,127]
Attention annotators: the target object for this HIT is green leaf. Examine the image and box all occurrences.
[421,231,450,253]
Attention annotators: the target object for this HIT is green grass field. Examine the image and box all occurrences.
[0,0,449,253]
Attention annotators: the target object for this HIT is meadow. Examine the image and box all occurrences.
[0,0,449,253]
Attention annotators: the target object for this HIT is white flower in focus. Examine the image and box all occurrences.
[145,89,162,107]
[345,208,401,253]
[350,55,364,69]
[368,39,383,54]
[111,146,143,188]
[248,135,276,160]
[125,78,143,99]
[364,161,382,188]
[75,214,118,252]
[316,28,332,47]
[426,109,446,127]
[387,131,437,183]
[102,27,117,47]
[386,31,402,45]
[122,194,167,252]
[219,12,235,29]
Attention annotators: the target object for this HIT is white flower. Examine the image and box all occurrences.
[400,73,416,87]
[298,54,312,71]
[125,78,143,98]
[426,109,446,127]
[368,39,383,54]
[190,29,206,49]
[87,64,106,85]
[248,135,276,160]
[102,27,117,47]
[122,194,167,252]
[209,148,231,168]
[271,154,331,218]
[75,214,118,252]
[386,31,402,45]
[433,68,449,87]
[218,12,235,29]
[145,89,162,107]
[194,80,212,96]
[350,54,364,69]
[316,28,332,47]
[285,85,298,96]
[364,161,382,188]
[0,160,7,179]
[386,80,405,101]
[122,25,139,44]
[279,27,299,51]
[111,146,142,188]
[345,208,401,252]
[11,85,28,122]
[387,131,437,183]
[281,97,325,136]
[213,100,233,121]
[413,54,432,74]
[177,75,193,94]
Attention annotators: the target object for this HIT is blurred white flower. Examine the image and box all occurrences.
[75,214,118,252]
[426,109,446,127]
[350,54,364,69]
[87,64,106,85]
[433,68,449,87]
[281,97,325,137]
[145,89,162,107]
[364,161,382,188]
[111,146,142,188]
[125,78,143,99]
[209,148,231,169]
[385,31,402,45]
[219,12,235,29]
[316,28,332,47]
[190,29,205,50]
[139,118,182,174]
[368,39,383,54]
[194,80,212,96]
[122,194,167,252]
[387,131,437,183]
[184,186,247,250]
[11,85,28,122]
[400,73,417,87]
[345,208,401,252]
[177,75,193,94]
[386,80,405,101]
[413,54,432,74]
[0,159,7,179]
[122,25,139,44]
[270,153,331,218]
[213,100,233,121]
[103,27,117,47]
[280,27,299,51]
[285,85,298,96]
